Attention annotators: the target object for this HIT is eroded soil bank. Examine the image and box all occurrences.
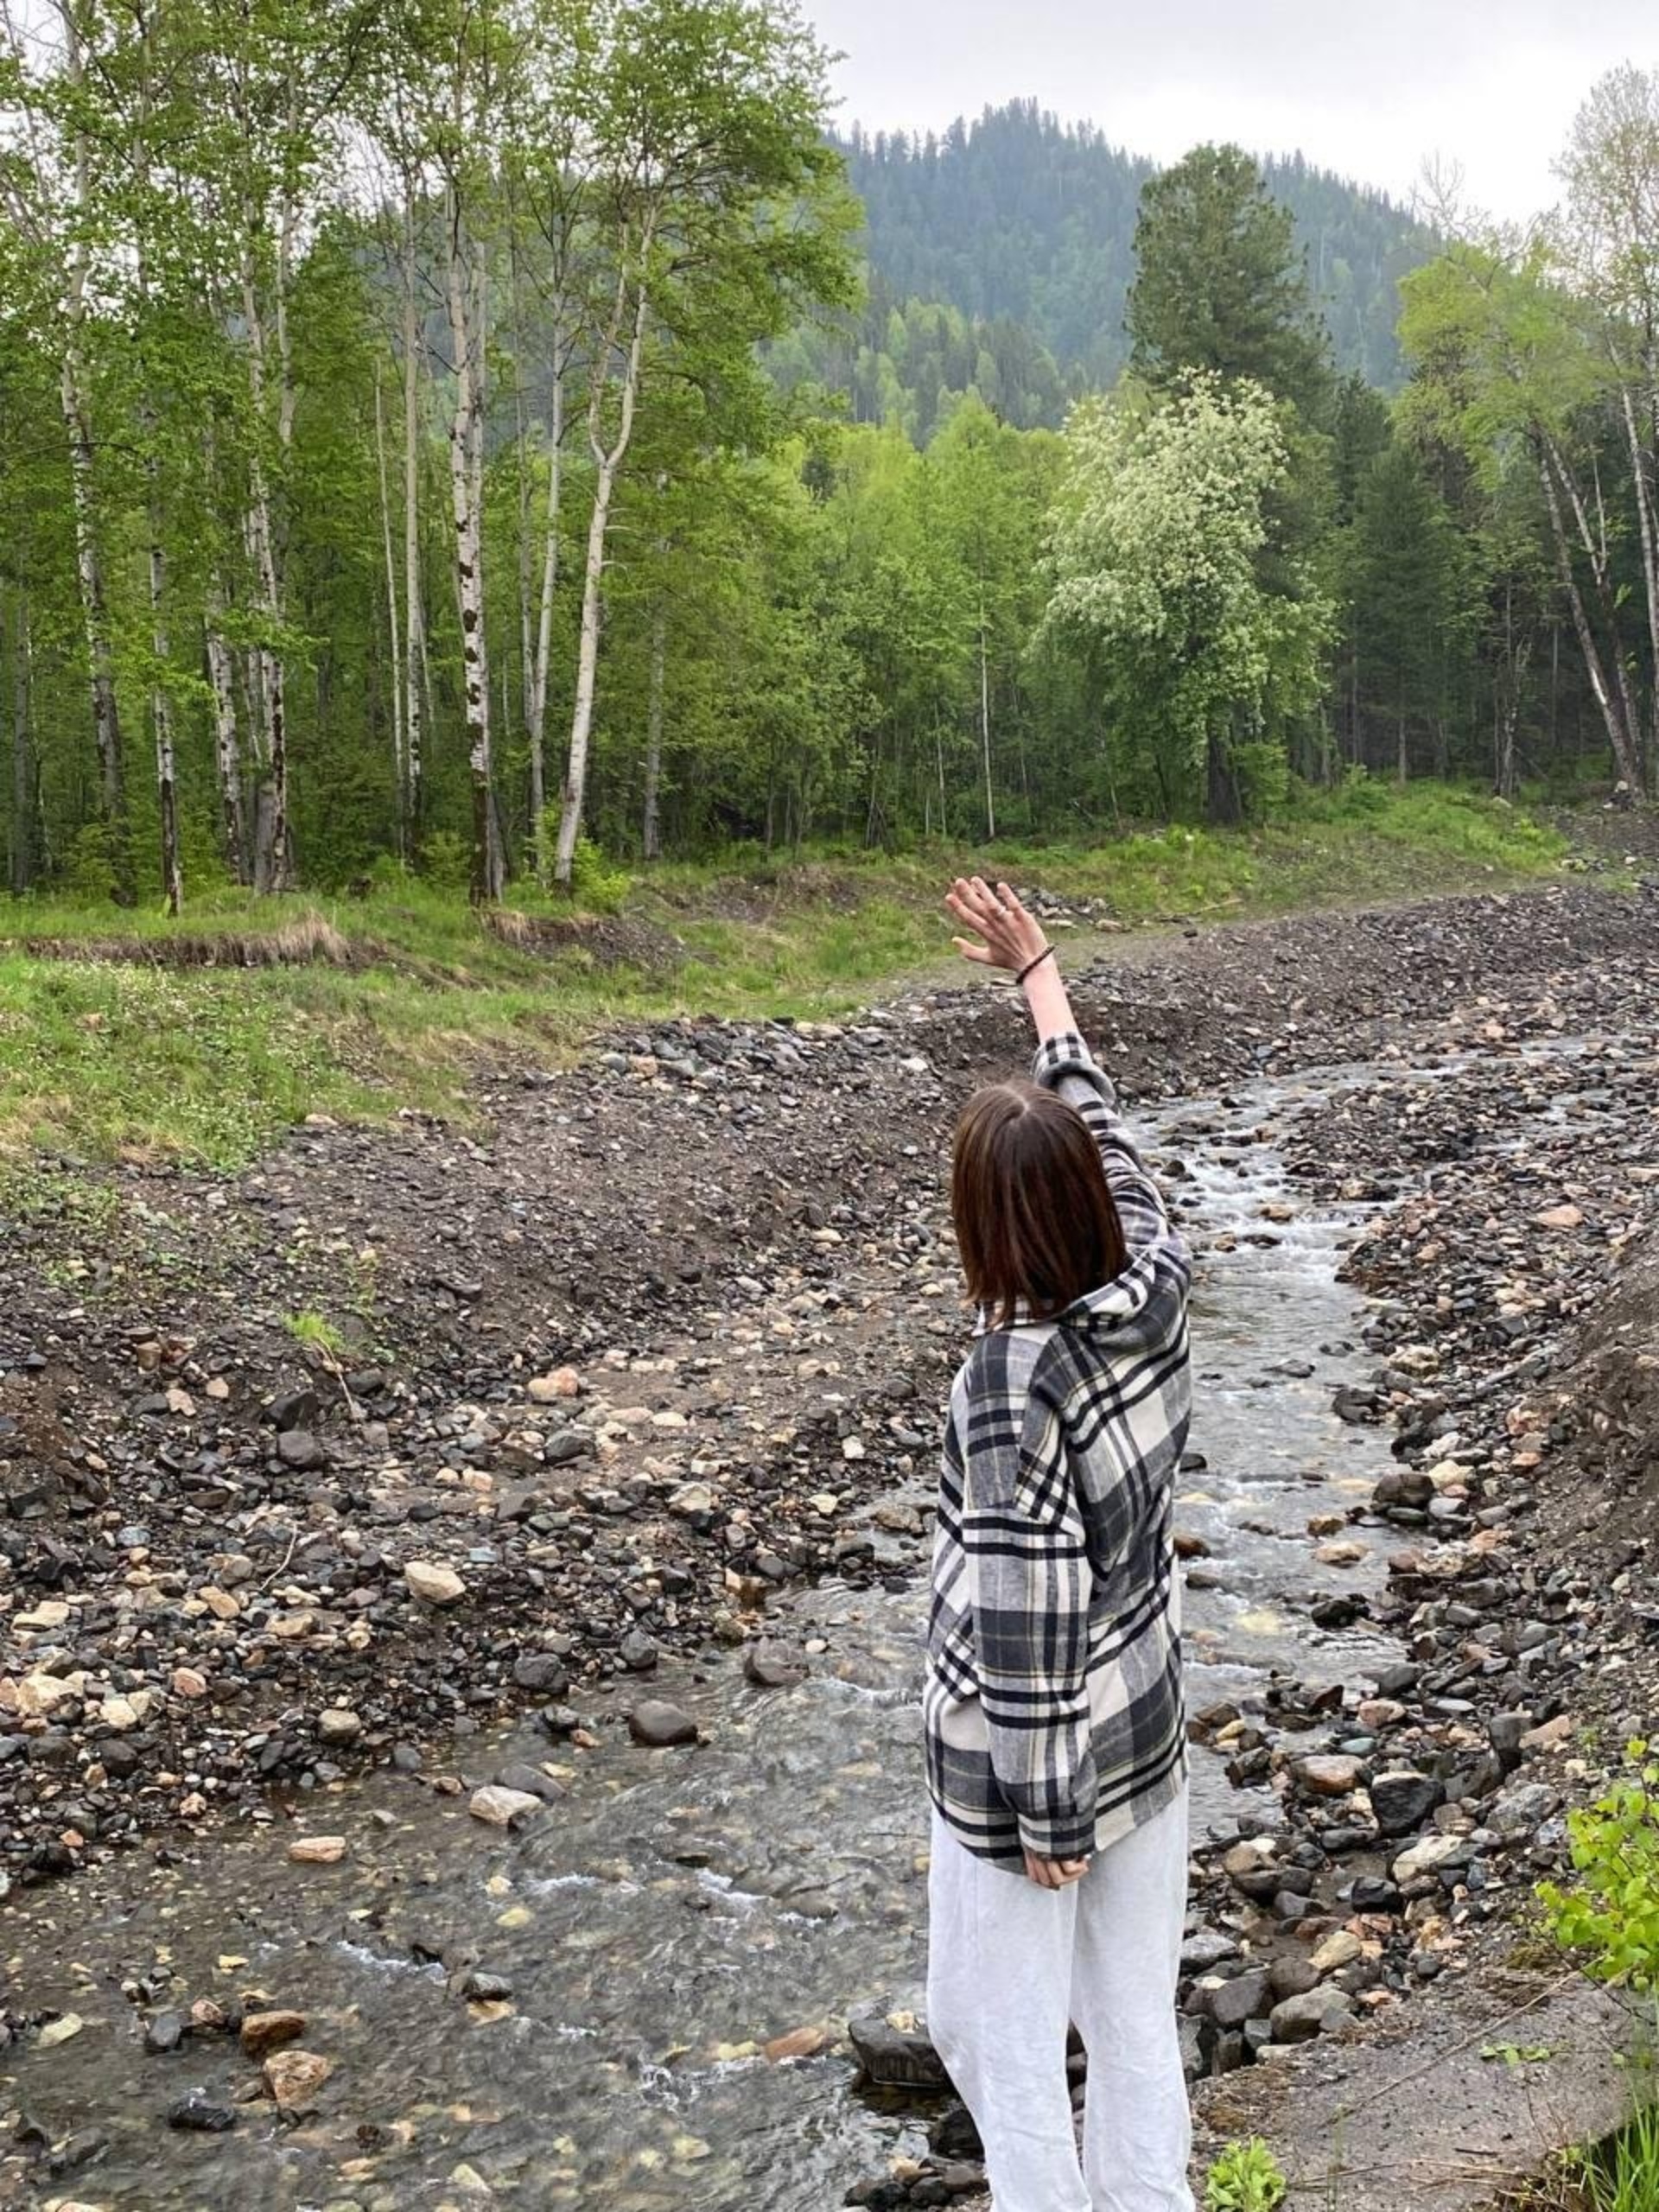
[3,875,1658,2209]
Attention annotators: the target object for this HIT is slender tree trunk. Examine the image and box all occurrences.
[1619,383,1659,788]
[556,269,651,889]
[641,594,667,861]
[147,531,182,916]
[1537,448,1643,790]
[10,592,31,895]
[51,8,131,904]
[60,354,132,902]
[239,247,291,892]
[373,365,405,855]
[977,578,995,842]
[528,353,563,880]
[1205,728,1241,823]
[445,191,499,904]
[205,591,248,881]
[401,183,424,849]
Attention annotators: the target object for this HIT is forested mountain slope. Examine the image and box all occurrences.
[836,101,1438,388]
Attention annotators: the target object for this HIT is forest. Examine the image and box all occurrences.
[2,0,1658,913]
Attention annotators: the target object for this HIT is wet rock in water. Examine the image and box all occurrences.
[143,2011,186,2055]
[404,1560,466,1605]
[849,2012,952,2093]
[461,1968,514,2002]
[289,1834,347,1865]
[1370,1769,1444,1836]
[1292,1754,1367,1797]
[1268,1986,1356,2043]
[744,1638,808,1689]
[239,2010,307,2058]
[467,1784,543,1829]
[929,2103,982,2160]
[263,2047,332,2113]
[627,1700,699,1748]
[618,1629,659,1672]
[764,2024,829,2063]
[493,1762,563,1803]
[166,2095,237,2133]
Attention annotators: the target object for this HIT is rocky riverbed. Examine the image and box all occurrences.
[3,874,1659,2208]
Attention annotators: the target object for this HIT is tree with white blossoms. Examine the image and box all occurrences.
[1043,372,1333,821]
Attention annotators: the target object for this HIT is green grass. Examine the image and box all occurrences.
[0,779,1580,1167]
[1522,2101,1659,2212]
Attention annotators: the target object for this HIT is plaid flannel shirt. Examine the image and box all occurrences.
[924,1028,1192,1869]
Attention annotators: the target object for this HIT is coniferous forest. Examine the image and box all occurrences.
[2,3,1658,913]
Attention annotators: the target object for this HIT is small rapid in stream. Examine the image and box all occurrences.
[3,1064,1416,2212]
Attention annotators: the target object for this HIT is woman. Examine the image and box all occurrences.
[925,877,1194,2212]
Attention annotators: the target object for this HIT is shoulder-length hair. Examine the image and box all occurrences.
[951,1080,1127,1331]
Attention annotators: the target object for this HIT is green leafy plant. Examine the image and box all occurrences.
[284,1309,346,1358]
[1539,1743,1659,1988]
[1205,2138,1287,2212]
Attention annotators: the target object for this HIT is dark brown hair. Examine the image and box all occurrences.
[951,1081,1128,1330]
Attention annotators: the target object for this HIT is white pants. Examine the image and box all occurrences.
[926,1790,1194,2212]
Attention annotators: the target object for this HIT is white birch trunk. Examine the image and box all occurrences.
[373,365,405,852]
[556,270,651,889]
[445,188,499,903]
[401,185,424,844]
[642,592,667,861]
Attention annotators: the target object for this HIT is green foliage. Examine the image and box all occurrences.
[1128,144,1332,416]
[837,104,1434,390]
[284,1309,346,1357]
[1539,1744,1659,1988]
[1204,2138,1287,2212]
[1044,374,1334,821]
[563,832,630,912]
[1548,2102,1659,2212]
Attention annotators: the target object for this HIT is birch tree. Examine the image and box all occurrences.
[551,0,855,887]
[0,0,135,899]
[1557,65,1659,790]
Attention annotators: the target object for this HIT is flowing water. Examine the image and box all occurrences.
[2,1068,1417,2212]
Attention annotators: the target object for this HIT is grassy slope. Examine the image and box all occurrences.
[0,784,1571,1167]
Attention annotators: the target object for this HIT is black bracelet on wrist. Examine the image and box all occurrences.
[1015,944,1057,986]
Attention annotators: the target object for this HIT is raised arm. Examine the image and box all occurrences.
[945,878,1176,1256]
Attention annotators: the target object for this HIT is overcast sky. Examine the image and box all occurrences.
[806,0,1656,221]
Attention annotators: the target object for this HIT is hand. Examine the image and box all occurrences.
[946,878,1048,974]
[1023,1847,1090,1890]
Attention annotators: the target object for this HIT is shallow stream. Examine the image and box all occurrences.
[2,1066,1416,2211]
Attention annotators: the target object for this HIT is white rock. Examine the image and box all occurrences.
[468,1785,543,1830]
[404,1560,466,1606]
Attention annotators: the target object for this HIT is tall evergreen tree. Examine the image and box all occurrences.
[1127,143,1333,417]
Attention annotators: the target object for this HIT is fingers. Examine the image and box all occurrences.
[951,938,995,964]
[1022,1850,1090,1890]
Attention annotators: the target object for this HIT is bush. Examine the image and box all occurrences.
[1539,1743,1659,1988]
[416,830,472,893]
[563,829,630,913]
[1205,2139,1287,2212]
